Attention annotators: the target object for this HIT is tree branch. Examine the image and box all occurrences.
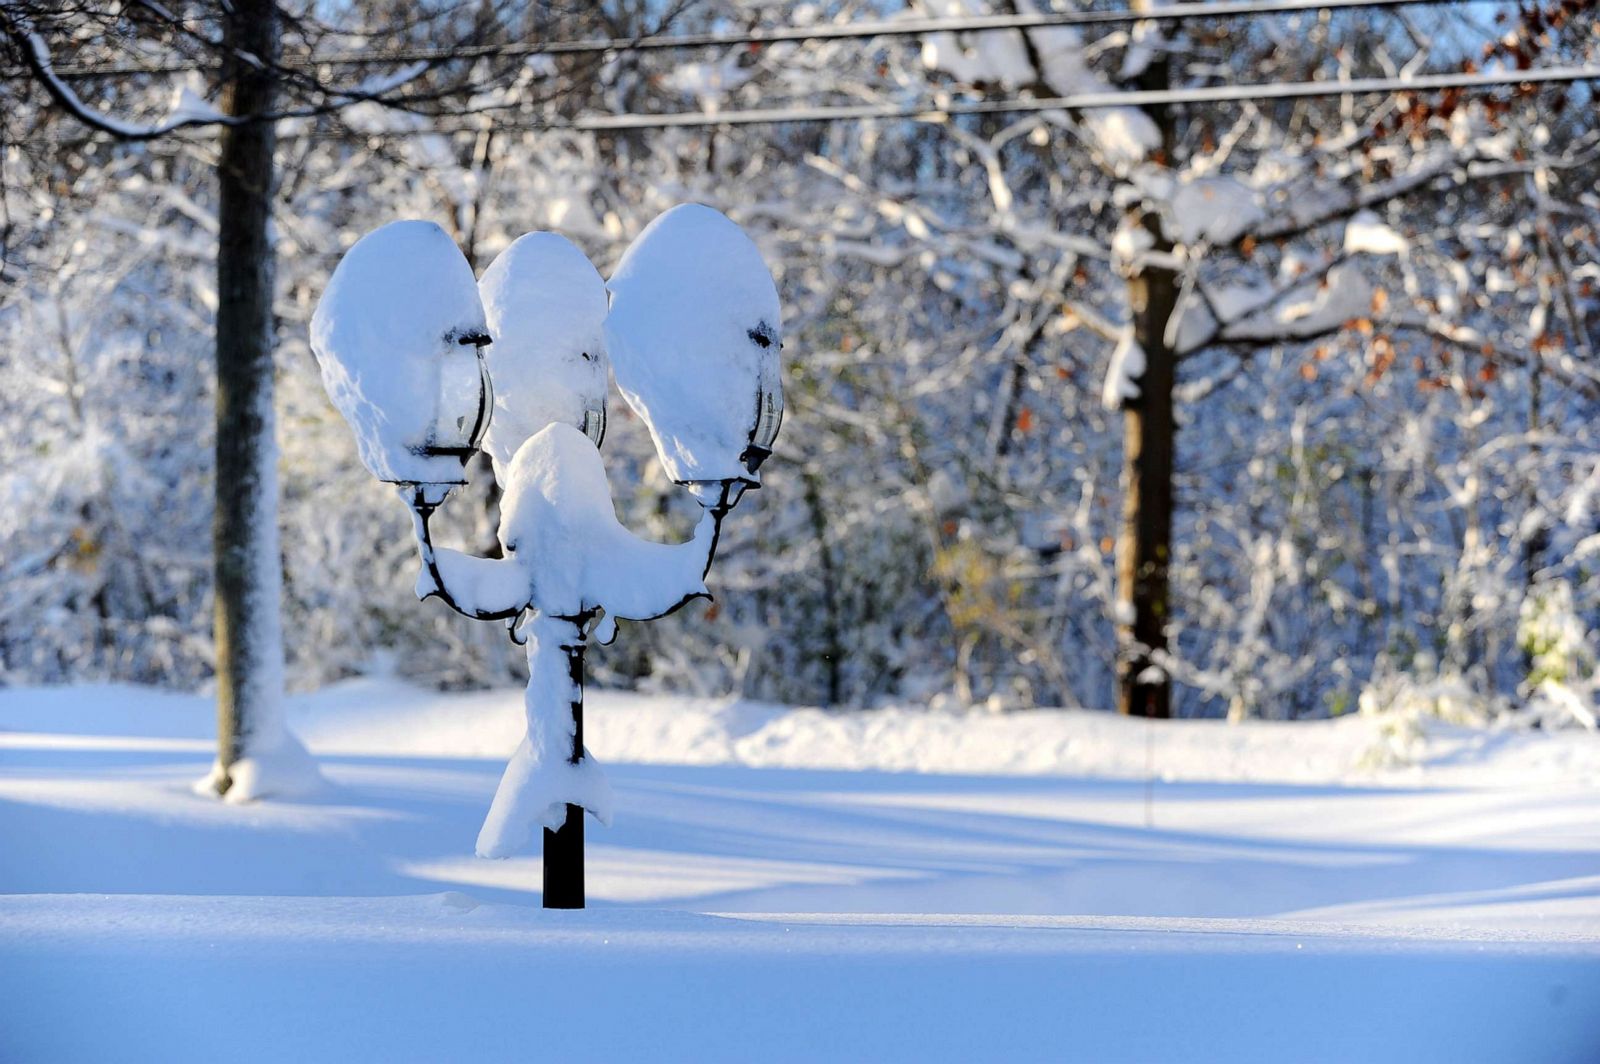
[1,2,243,140]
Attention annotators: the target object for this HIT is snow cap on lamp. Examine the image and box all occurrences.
[604,204,784,505]
[311,220,492,488]
[478,232,610,484]
[496,423,713,623]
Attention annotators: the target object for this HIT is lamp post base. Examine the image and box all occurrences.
[542,803,584,909]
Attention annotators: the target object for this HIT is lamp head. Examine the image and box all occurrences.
[604,204,784,507]
[311,220,492,489]
[477,232,610,483]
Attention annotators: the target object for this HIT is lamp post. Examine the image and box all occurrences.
[311,209,782,909]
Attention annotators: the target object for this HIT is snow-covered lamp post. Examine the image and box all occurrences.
[311,209,782,909]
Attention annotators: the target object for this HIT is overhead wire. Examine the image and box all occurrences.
[285,64,1600,138]
[12,0,1586,145]
[11,0,1522,80]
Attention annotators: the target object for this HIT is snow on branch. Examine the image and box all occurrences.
[1101,328,1145,410]
[0,6,239,140]
[1248,147,1464,246]
[2,4,440,142]
[920,0,1158,169]
[1171,202,1409,354]
[1217,260,1373,346]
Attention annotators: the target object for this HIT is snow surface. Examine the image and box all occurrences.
[605,204,784,493]
[6,895,1594,1064]
[478,232,610,483]
[2,682,1599,1060]
[311,221,489,485]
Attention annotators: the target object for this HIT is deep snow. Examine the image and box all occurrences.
[2,681,1598,1062]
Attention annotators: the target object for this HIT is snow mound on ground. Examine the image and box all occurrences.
[194,726,326,803]
[7,681,1598,791]
[258,680,1600,791]
[479,233,610,483]
[605,204,783,489]
[311,220,488,485]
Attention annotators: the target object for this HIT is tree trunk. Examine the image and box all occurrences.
[802,470,845,706]
[211,0,283,791]
[1116,39,1177,719]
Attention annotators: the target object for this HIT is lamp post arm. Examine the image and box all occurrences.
[403,488,530,622]
[581,503,727,624]
[608,479,740,622]
[699,481,738,581]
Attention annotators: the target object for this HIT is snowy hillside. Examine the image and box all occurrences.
[3,683,1598,1061]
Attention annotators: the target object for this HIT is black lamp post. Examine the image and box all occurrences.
[311,210,783,910]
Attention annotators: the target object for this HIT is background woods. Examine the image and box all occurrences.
[2,0,1597,723]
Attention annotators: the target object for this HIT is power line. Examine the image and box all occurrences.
[20,0,1508,79]
[275,0,1495,64]
[289,64,1600,139]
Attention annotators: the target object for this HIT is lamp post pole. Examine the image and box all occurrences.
[542,612,592,910]
[409,498,731,909]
